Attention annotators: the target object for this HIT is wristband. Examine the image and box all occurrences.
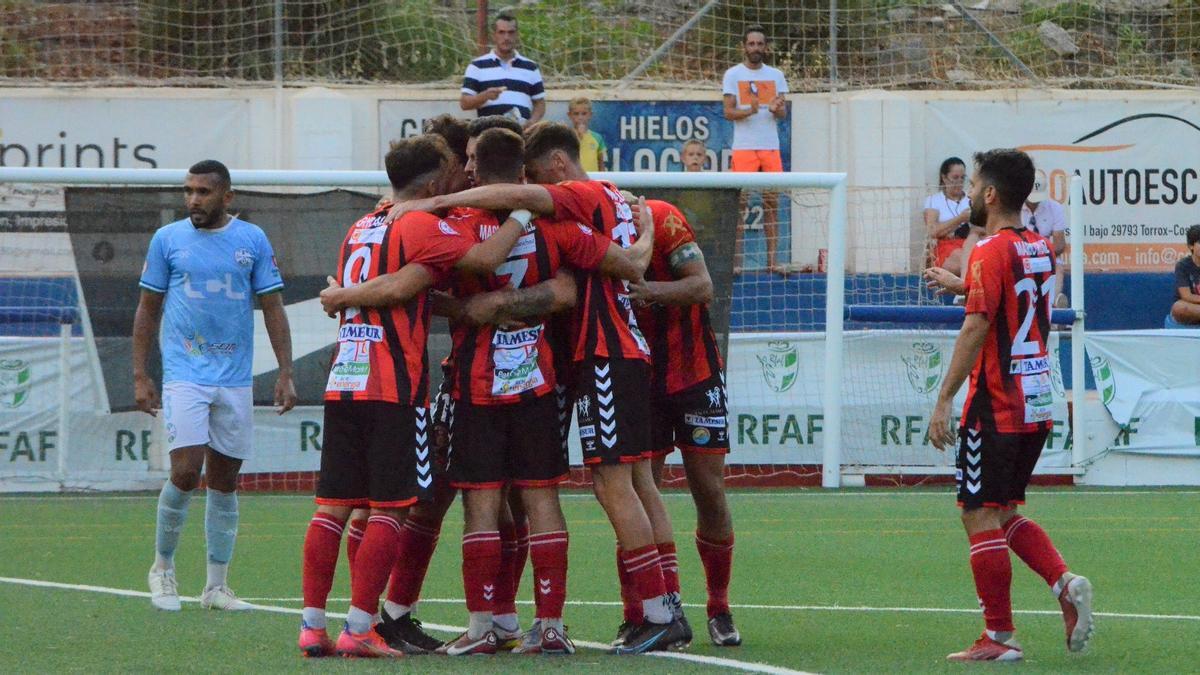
[509,209,533,227]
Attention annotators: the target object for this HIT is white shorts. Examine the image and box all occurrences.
[162,381,254,460]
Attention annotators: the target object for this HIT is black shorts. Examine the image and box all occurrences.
[445,394,568,489]
[650,376,730,457]
[955,426,1049,510]
[316,401,433,508]
[573,358,652,466]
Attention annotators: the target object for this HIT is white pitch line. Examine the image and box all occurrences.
[238,596,1200,622]
[0,576,814,675]
[1,489,1196,502]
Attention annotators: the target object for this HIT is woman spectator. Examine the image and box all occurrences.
[924,157,972,275]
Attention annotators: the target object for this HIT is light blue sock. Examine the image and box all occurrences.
[154,481,194,569]
[205,488,239,588]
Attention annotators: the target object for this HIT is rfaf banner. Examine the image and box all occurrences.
[926,98,1200,271]
[1086,331,1200,456]
[725,331,1072,468]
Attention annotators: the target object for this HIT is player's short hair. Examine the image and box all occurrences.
[187,159,231,190]
[973,149,1035,214]
[682,138,707,153]
[475,128,524,184]
[524,121,580,165]
[569,97,592,111]
[495,11,517,29]
[468,115,524,138]
[384,134,451,193]
[1187,224,1200,247]
[937,156,965,187]
[744,25,766,42]
[422,114,470,167]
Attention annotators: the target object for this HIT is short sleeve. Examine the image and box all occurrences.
[139,229,170,293]
[923,194,937,211]
[964,243,1003,321]
[461,63,481,95]
[545,182,598,226]
[721,67,737,97]
[1050,202,1067,232]
[656,202,696,257]
[530,69,546,100]
[549,221,609,272]
[401,214,475,277]
[776,70,789,94]
[251,229,284,295]
[593,131,607,153]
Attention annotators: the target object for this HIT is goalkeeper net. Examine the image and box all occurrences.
[0,1,1196,89]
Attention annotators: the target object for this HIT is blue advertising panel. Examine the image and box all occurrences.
[588,100,792,270]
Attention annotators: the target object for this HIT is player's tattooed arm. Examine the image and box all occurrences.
[628,244,714,307]
[460,270,577,326]
[430,290,465,322]
[625,195,655,275]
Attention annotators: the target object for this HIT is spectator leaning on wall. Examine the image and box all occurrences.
[459,12,545,127]
[1166,224,1200,328]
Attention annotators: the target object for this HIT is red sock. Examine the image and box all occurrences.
[494,521,521,616]
[621,544,667,604]
[386,515,440,607]
[302,512,344,610]
[513,521,530,600]
[346,518,367,565]
[696,533,734,618]
[463,530,502,613]
[616,545,643,623]
[529,530,568,620]
[349,514,403,615]
[657,541,680,595]
[969,529,1014,633]
[1003,515,1069,588]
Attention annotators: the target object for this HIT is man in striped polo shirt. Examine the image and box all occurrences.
[459,12,545,126]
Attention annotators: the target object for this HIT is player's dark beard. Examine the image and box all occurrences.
[747,51,763,64]
[190,207,220,229]
[968,200,988,228]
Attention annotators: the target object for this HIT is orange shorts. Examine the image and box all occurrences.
[934,238,965,268]
[731,149,784,173]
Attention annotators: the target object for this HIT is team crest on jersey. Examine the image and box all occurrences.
[901,342,943,394]
[438,220,460,237]
[756,340,798,393]
[234,247,254,267]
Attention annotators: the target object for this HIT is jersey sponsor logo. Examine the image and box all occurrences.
[705,386,724,408]
[508,233,537,257]
[492,326,541,348]
[349,225,387,245]
[338,324,384,342]
[691,427,711,445]
[579,424,596,439]
[684,413,726,428]
[326,341,371,392]
[1008,356,1050,375]
[756,340,798,392]
[1023,256,1053,274]
[575,395,592,419]
[902,342,943,394]
[234,247,254,267]
[1012,239,1051,257]
[491,325,546,396]
[1022,371,1054,423]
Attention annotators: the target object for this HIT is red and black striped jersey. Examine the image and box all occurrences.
[961,227,1057,434]
[635,200,724,395]
[446,207,610,405]
[544,180,651,363]
[324,207,475,405]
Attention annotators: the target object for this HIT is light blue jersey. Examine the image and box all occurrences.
[139,217,283,387]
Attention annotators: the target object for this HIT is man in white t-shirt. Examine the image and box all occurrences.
[1021,169,1067,257]
[722,25,789,274]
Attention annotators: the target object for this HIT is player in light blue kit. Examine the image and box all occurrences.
[133,160,297,611]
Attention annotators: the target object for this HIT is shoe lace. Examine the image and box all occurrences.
[161,573,178,595]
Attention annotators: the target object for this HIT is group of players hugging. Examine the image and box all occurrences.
[297,115,741,658]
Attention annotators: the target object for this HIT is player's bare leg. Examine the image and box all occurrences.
[999,508,1093,653]
[515,486,574,654]
[1171,299,1200,324]
[762,190,783,274]
[300,503,353,656]
[437,488,502,656]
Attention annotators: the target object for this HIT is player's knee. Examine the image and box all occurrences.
[169,466,202,492]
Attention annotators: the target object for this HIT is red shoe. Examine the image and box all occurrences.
[538,624,576,655]
[1056,572,1095,652]
[435,630,498,656]
[335,626,405,658]
[946,633,1023,662]
[298,623,335,658]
